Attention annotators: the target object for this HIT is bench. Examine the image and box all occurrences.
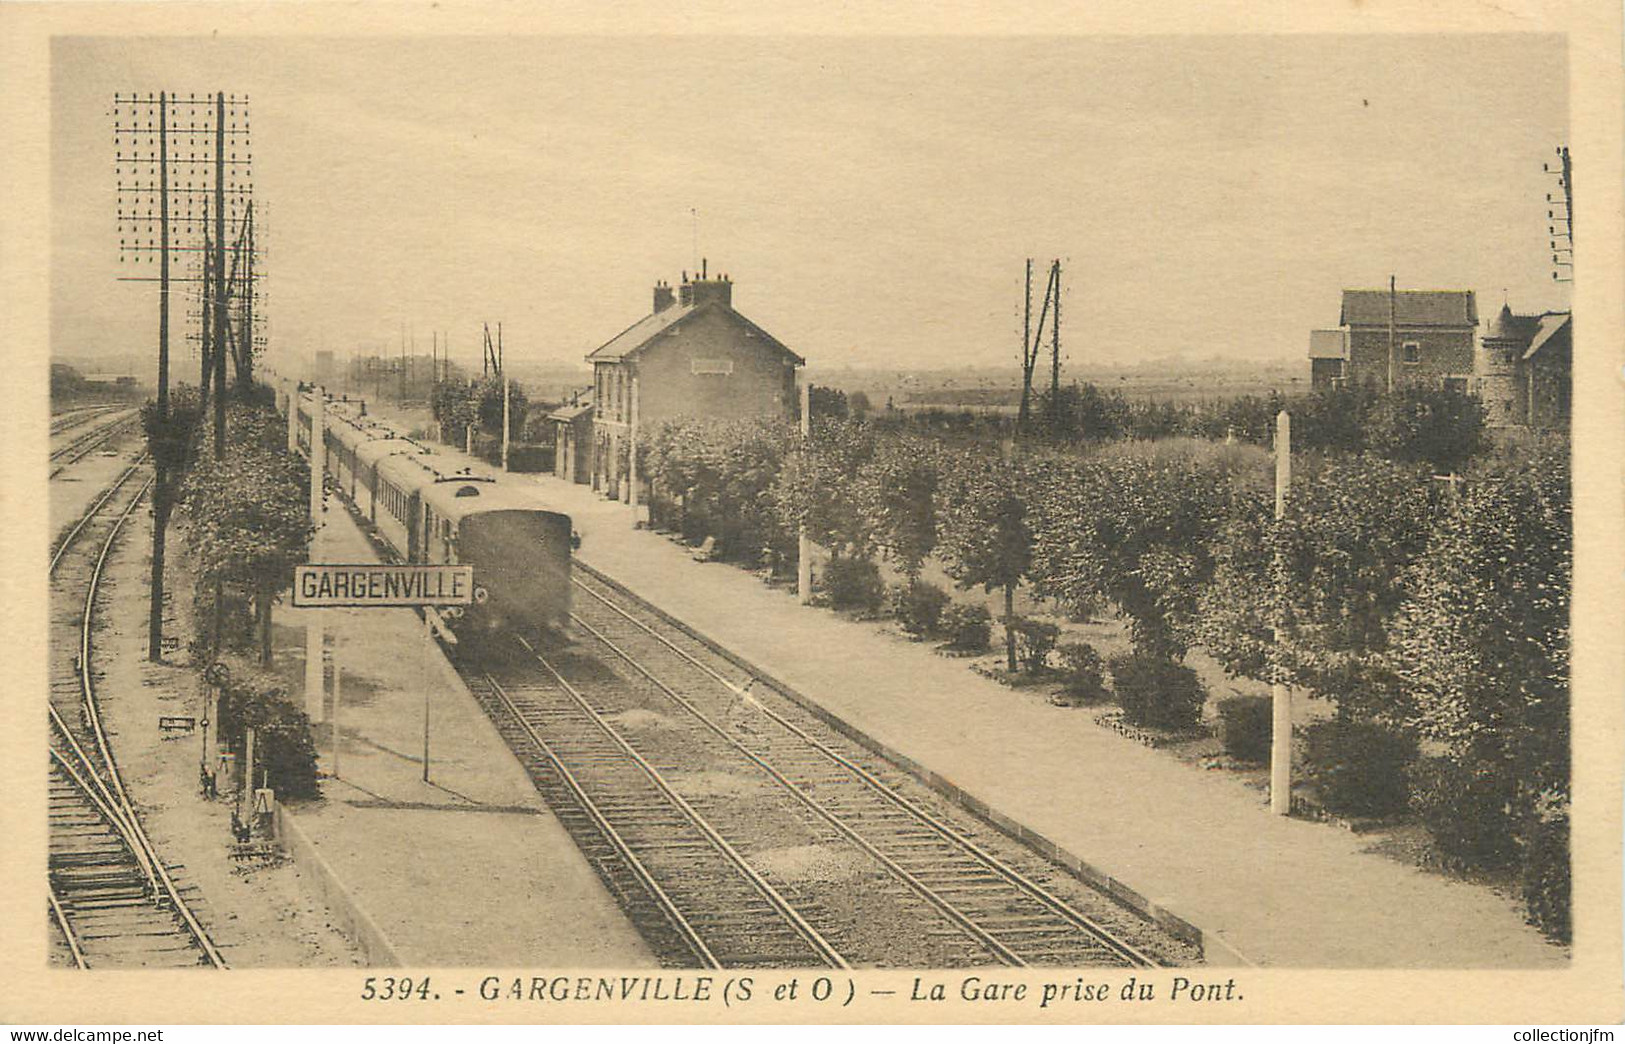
[158,715,196,733]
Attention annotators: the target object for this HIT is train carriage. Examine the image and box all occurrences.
[293,389,573,652]
[420,476,574,643]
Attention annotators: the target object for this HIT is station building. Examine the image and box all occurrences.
[584,266,804,499]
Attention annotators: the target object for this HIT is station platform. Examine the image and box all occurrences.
[527,473,1561,969]
[274,496,656,967]
[342,404,1563,969]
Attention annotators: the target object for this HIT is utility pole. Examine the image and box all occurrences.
[1049,259,1062,427]
[146,92,171,662]
[1386,274,1396,395]
[199,207,212,416]
[212,91,227,456]
[1018,259,1034,430]
[1546,145,1573,283]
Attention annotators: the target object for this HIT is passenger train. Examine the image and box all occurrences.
[292,389,574,651]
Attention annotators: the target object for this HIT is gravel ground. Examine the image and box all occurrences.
[82,499,365,967]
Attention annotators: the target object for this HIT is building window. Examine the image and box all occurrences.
[691,358,735,375]
[1402,341,1421,364]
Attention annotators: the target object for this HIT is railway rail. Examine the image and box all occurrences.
[49,408,139,479]
[459,562,1193,969]
[47,458,227,969]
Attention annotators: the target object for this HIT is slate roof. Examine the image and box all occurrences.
[1340,290,1478,328]
[585,300,804,365]
[1484,303,1545,342]
[1523,312,1572,362]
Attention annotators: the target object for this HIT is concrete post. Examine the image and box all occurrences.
[628,374,641,515]
[1270,410,1293,816]
[286,379,298,455]
[501,369,511,472]
[797,381,813,605]
[305,389,325,724]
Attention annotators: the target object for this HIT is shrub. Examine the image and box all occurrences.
[1520,788,1571,944]
[819,555,885,613]
[1216,695,1273,764]
[1408,755,1518,868]
[1302,720,1415,818]
[942,602,992,651]
[1056,642,1110,703]
[891,580,950,637]
[1107,652,1207,730]
[1004,615,1059,673]
[216,680,322,802]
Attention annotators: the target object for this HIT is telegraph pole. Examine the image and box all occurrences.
[1018,259,1034,430]
[212,91,227,455]
[1049,260,1061,427]
[146,93,172,661]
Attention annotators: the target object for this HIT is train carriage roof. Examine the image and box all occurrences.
[375,450,440,496]
[421,473,572,525]
[354,436,426,472]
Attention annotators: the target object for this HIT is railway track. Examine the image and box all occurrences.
[47,459,227,969]
[459,564,1191,969]
[51,404,123,437]
[50,408,139,479]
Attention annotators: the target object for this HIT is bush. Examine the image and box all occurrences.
[1216,695,1273,763]
[1520,789,1571,944]
[818,555,885,613]
[1003,615,1059,673]
[1107,652,1207,730]
[216,679,322,802]
[891,580,950,637]
[1302,720,1415,818]
[942,602,992,651]
[1056,642,1110,703]
[1408,755,1519,868]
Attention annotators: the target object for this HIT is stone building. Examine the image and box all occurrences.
[1476,304,1572,429]
[547,390,594,485]
[585,266,803,499]
[1317,289,1479,393]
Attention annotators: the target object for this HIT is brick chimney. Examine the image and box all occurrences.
[688,258,733,309]
[652,279,675,313]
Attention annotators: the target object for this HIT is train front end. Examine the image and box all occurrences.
[454,508,574,647]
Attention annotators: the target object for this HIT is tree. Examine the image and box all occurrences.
[1197,454,1437,722]
[1028,453,1232,663]
[142,386,204,661]
[856,435,942,580]
[1368,385,1488,475]
[183,401,313,664]
[1391,446,1571,938]
[771,419,876,563]
[473,374,528,444]
[934,450,1034,671]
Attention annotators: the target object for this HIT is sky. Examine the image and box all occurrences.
[51,34,1569,379]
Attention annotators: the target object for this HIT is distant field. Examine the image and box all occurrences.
[886,371,1308,410]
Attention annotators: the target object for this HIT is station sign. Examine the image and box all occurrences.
[292,564,474,607]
